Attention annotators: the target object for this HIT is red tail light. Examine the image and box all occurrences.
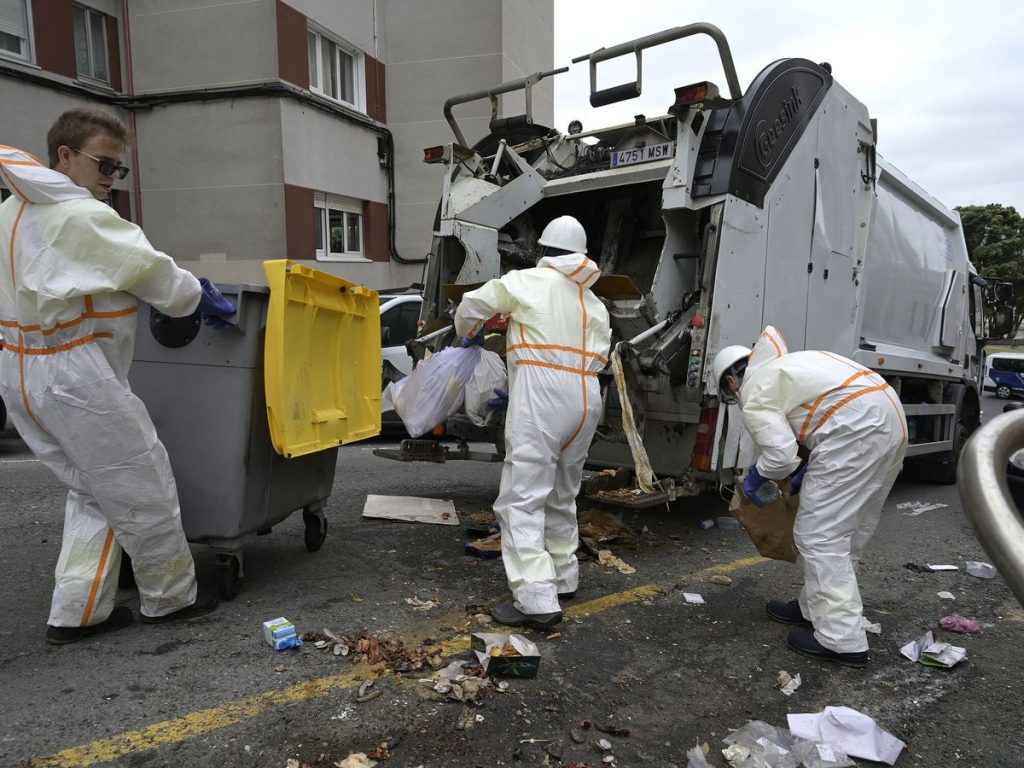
[690,406,719,471]
[423,146,446,163]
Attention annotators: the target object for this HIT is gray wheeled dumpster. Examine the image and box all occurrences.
[129,262,381,598]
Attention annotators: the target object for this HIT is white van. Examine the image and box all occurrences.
[984,351,1024,398]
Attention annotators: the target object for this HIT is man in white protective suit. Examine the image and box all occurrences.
[0,109,237,644]
[713,326,907,666]
[454,215,611,631]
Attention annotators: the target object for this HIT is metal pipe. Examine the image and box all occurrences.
[411,324,453,345]
[572,22,743,100]
[958,410,1024,606]
[443,67,569,147]
[626,318,671,347]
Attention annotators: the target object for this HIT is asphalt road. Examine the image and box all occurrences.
[1,395,1022,767]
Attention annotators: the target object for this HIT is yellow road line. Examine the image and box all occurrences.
[31,554,768,767]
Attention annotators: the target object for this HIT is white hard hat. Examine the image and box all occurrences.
[538,215,587,254]
[711,345,752,391]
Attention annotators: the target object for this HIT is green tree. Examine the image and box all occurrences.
[957,203,1024,338]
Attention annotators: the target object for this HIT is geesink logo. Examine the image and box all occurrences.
[755,86,804,168]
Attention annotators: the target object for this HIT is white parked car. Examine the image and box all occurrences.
[378,292,422,428]
[379,293,422,380]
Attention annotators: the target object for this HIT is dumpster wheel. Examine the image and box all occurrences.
[216,554,242,600]
[303,509,328,553]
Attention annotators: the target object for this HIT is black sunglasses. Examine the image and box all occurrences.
[73,148,131,180]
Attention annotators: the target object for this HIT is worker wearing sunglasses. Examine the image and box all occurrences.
[54,133,130,199]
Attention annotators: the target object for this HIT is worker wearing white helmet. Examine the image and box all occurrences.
[715,327,907,666]
[454,215,611,630]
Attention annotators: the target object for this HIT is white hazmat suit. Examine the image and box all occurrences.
[0,146,202,628]
[739,326,908,653]
[455,253,611,615]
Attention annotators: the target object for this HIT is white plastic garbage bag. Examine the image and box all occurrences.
[381,346,481,437]
[464,349,507,427]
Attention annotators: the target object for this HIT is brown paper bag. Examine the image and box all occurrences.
[731,483,800,563]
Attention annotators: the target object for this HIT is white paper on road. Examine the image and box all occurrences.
[788,706,906,765]
[926,564,959,571]
[900,630,967,668]
[898,501,948,516]
[683,592,705,605]
[361,494,459,525]
[937,591,956,600]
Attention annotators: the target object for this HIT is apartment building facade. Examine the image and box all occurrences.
[0,0,554,289]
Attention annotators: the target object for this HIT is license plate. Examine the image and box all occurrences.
[610,142,674,168]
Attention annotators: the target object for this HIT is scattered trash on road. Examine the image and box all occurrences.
[926,564,959,571]
[596,723,631,738]
[862,617,882,635]
[698,519,715,530]
[685,743,711,768]
[965,561,997,579]
[356,679,382,704]
[579,509,637,544]
[903,562,932,573]
[597,549,636,575]
[937,591,956,600]
[776,669,802,696]
[897,500,948,516]
[332,752,377,768]
[900,629,967,668]
[303,628,444,671]
[724,719,858,767]
[683,592,705,605]
[596,738,613,751]
[471,632,541,678]
[465,533,502,558]
[709,574,733,586]
[263,617,303,651]
[361,494,458,526]
[939,615,980,634]
[788,707,905,765]
[405,596,438,611]
[716,516,741,531]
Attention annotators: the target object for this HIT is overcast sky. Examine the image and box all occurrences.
[552,0,1024,215]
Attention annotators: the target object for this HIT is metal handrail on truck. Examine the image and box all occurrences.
[958,410,1024,606]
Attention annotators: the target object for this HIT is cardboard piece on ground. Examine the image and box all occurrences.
[362,494,458,526]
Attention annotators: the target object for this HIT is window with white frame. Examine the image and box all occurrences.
[307,27,363,111]
[72,4,108,82]
[0,0,32,61]
[314,193,364,261]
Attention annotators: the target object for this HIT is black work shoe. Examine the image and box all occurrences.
[46,606,134,645]
[766,599,813,627]
[490,601,562,632]
[787,629,868,668]
[558,591,576,601]
[141,592,219,625]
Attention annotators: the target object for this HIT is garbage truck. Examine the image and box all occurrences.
[381,22,1004,496]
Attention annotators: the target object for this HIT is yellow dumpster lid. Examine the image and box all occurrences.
[263,260,381,457]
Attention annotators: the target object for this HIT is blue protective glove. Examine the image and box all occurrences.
[486,387,509,411]
[461,331,485,347]
[742,464,778,508]
[197,278,236,327]
[789,463,808,494]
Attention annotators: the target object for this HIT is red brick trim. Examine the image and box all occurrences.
[363,200,389,263]
[284,184,316,260]
[104,14,122,92]
[364,54,386,123]
[32,0,76,79]
[276,1,309,89]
